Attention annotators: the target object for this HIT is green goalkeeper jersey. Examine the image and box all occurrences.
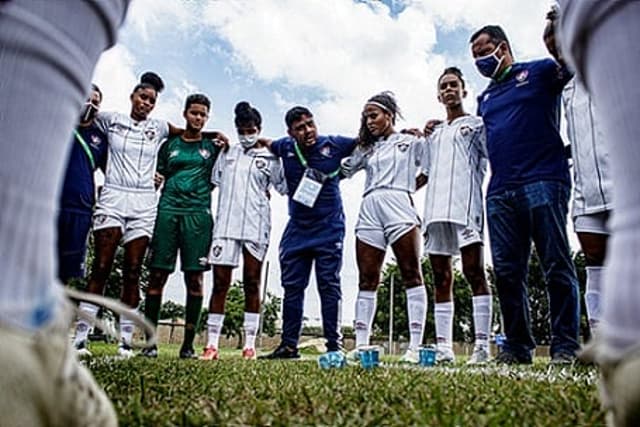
[157,136,221,214]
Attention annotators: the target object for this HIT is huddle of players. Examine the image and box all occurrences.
[64,43,608,363]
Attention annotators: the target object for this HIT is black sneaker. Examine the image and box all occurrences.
[493,350,532,365]
[258,343,300,360]
[140,345,158,358]
[550,351,576,366]
[179,347,197,359]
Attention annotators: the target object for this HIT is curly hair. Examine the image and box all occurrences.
[358,91,402,148]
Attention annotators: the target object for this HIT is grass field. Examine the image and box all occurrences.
[86,343,605,426]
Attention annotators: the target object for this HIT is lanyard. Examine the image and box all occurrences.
[293,142,340,179]
[73,130,96,170]
[495,65,512,83]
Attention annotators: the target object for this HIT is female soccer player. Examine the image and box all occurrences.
[418,67,492,365]
[73,73,226,358]
[201,102,286,361]
[342,91,427,364]
[141,94,221,359]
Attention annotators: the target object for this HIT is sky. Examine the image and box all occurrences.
[93,0,560,327]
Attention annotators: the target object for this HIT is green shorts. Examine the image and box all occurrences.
[149,210,213,272]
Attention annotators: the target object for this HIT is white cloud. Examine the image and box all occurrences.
[92,44,138,113]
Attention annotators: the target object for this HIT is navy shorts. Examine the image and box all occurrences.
[57,210,93,283]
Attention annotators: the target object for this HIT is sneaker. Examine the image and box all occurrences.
[436,348,456,365]
[179,347,197,359]
[346,348,361,363]
[242,348,257,360]
[467,346,490,365]
[200,346,219,361]
[0,289,119,426]
[75,340,93,358]
[550,351,576,366]
[581,340,640,426]
[400,348,420,364]
[258,343,300,360]
[117,343,135,359]
[493,350,532,365]
[140,345,158,358]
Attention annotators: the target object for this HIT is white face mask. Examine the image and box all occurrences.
[239,133,259,148]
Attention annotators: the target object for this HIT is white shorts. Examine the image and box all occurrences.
[423,222,483,256]
[574,211,611,235]
[209,238,268,267]
[355,189,421,251]
[93,186,157,244]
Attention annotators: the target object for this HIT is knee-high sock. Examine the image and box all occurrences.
[472,295,492,349]
[406,286,427,350]
[243,312,260,350]
[584,266,603,334]
[0,0,129,332]
[435,301,454,352]
[354,290,377,348]
[183,294,202,350]
[74,302,99,345]
[207,313,224,349]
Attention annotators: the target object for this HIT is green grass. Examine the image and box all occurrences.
[86,343,605,426]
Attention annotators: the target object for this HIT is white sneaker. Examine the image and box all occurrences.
[436,348,456,365]
[346,348,361,363]
[117,343,135,359]
[400,348,420,364]
[467,346,490,365]
[0,291,118,427]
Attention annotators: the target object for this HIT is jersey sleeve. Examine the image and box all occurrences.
[93,111,115,134]
[331,135,357,158]
[270,158,288,195]
[156,119,170,143]
[211,149,226,187]
[156,139,170,177]
[420,135,433,177]
[340,144,368,179]
[541,58,573,93]
[411,136,426,169]
[270,137,289,158]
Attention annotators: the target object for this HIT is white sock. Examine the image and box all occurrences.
[585,266,603,334]
[74,302,99,345]
[435,301,454,352]
[472,295,492,349]
[119,314,135,346]
[207,313,225,349]
[354,290,377,348]
[406,286,427,351]
[243,312,260,350]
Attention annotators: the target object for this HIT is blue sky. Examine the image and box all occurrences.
[93,0,559,326]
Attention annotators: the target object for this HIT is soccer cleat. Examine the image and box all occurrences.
[117,342,135,359]
[467,346,490,365]
[581,340,640,426]
[399,348,420,364]
[435,348,456,365]
[200,346,219,361]
[242,348,257,360]
[75,340,93,358]
[318,351,346,369]
[346,348,361,363]
[550,351,577,366]
[258,343,300,360]
[140,345,158,358]
[0,290,118,426]
[179,347,197,359]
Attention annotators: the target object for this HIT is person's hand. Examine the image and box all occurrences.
[154,172,165,189]
[213,132,230,152]
[401,128,424,138]
[423,119,442,137]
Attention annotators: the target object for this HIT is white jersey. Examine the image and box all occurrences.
[562,77,613,217]
[95,112,170,192]
[342,132,424,195]
[422,115,487,230]
[211,144,287,244]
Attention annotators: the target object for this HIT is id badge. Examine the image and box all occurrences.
[293,169,324,207]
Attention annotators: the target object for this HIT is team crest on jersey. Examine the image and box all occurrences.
[516,70,529,82]
[459,126,473,137]
[212,245,223,258]
[199,148,211,159]
[144,128,157,140]
[169,150,179,158]
[320,146,332,158]
[396,142,409,153]
[255,159,266,169]
[90,135,102,147]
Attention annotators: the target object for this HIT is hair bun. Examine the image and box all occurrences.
[140,71,165,93]
[234,101,252,115]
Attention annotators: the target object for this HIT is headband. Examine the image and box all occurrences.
[365,101,393,115]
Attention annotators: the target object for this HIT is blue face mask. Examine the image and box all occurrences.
[475,45,504,79]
